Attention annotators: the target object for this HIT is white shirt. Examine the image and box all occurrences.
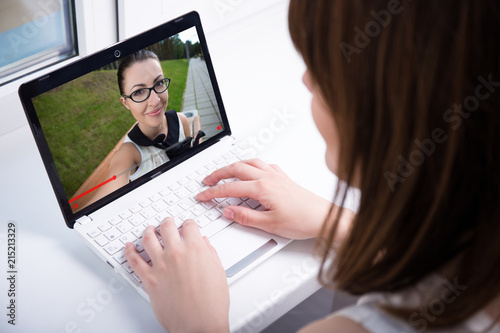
[123,113,186,182]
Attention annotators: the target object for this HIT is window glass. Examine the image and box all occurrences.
[0,0,77,85]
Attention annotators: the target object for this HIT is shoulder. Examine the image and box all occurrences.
[178,112,189,126]
[298,315,369,333]
[113,141,141,166]
[178,112,190,136]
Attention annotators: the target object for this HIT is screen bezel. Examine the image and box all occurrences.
[19,11,231,228]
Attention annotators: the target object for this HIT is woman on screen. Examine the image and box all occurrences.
[88,50,191,204]
[125,0,500,332]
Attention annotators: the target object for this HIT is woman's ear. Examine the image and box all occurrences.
[120,96,130,110]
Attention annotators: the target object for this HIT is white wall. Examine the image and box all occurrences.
[118,0,285,40]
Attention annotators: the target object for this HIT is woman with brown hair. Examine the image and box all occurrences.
[124,0,500,332]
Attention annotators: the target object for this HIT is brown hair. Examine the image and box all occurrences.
[289,0,500,328]
[117,49,160,95]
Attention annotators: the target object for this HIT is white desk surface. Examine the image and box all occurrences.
[0,4,358,333]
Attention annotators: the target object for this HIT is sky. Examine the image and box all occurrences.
[178,26,199,44]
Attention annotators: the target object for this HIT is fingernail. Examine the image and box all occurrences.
[195,192,204,200]
[223,208,234,220]
[125,242,132,249]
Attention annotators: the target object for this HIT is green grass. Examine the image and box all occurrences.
[34,59,189,197]
[161,59,188,112]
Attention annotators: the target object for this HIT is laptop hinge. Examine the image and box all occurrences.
[76,215,93,225]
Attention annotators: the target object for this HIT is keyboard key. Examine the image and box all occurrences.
[226,197,243,206]
[120,232,137,245]
[116,221,133,234]
[196,177,206,186]
[119,210,132,220]
[185,181,201,193]
[134,239,145,252]
[168,182,181,191]
[104,243,122,255]
[240,202,252,210]
[256,205,265,211]
[123,261,133,273]
[104,228,121,241]
[164,193,179,206]
[200,185,211,192]
[155,211,172,222]
[167,205,183,217]
[246,199,261,209]
[139,200,151,208]
[138,250,151,263]
[188,194,199,203]
[159,188,170,197]
[178,198,195,210]
[216,201,229,213]
[152,200,168,213]
[187,172,198,180]
[178,177,189,186]
[149,194,162,202]
[129,215,145,226]
[230,146,243,155]
[226,157,239,165]
[87,229,101,238]
[239,152,257,160]
[205,208,222,221]
[196,166,208,175]
[178,212,195,223]
[113,250,127,264]
[144,218,160,228]
[222,152,234,160]
[174,188,190,199]
[108,217,121,226]
[98,222,111,232]
[132,226,145,238]
[214,197,227,203]
[94,234,109,247]
[213,157,224,164]
[204,161,216,170]
[129,205,142,214]
[200,201,216,210]
[191,205,207,217]
[140,207,156,219]
[196,215,211,228]
[237,140,251,149]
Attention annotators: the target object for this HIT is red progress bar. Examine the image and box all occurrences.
[69,175,117,204]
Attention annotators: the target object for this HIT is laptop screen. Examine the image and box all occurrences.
[20,12,230,226]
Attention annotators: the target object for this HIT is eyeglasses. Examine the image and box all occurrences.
[123,78,170,103]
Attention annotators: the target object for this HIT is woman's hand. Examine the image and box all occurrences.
[195,159,333,240]
[125,219,229,333]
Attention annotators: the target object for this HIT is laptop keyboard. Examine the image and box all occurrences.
[84,141,262,285]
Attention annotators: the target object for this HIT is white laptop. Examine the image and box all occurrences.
[19,11,290,300]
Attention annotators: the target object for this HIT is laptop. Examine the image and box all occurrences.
[19,11,290,300]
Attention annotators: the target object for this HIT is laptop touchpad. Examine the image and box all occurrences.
[209,224,277,278]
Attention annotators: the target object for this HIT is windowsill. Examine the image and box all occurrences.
[0,55,82,98]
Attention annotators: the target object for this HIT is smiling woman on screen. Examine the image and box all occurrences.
[88,50,191,204]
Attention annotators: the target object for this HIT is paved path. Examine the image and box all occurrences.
[181,57,222,139]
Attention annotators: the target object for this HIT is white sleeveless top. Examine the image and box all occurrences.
[123,113,186,182]
[330,274,500,333]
